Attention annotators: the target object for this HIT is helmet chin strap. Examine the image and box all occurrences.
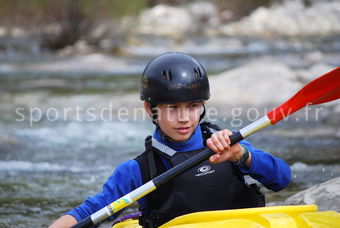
[150,104,207,142]
[199,104,206,122]
[156,125,171,141]
[150,104,171,141]
[150,104,158,125]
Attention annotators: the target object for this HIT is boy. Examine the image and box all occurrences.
[49,52,291,228]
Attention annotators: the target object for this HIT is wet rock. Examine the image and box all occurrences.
[296,63,335,83]
[284,176,340,211]
[186,1,220,35]
[210,58,301,107]
[219,0,340,37]
[137,5,193,39]
[136,1,220,38]
[209,59,339,125]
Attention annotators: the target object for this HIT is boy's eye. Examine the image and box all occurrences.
[189,103,200,108]
[168,105,178,109]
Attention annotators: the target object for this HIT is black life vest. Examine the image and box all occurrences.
[134,122,265,227]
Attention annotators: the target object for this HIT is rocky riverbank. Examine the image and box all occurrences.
[1,0,340,58]
[219,0,340,37]
[137,0,340,38]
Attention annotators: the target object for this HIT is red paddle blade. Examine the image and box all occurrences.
[267,67,340,124]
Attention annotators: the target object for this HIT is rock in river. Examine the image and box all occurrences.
[284,176,340,212]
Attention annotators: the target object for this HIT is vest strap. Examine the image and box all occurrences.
[145,136,158,179]
[151,137,177,157]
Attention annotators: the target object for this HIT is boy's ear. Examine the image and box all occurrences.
[144,102,152,116]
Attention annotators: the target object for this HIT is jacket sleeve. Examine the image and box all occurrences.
[66,160,144,222]
[237,140,291,192]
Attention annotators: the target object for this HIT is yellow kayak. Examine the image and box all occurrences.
[112,205,340,228]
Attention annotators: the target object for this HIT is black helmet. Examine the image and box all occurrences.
[140,52,210,104]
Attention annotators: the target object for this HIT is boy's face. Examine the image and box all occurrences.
[145,101,203,142]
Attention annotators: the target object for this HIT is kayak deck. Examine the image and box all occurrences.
[112,205,340,228]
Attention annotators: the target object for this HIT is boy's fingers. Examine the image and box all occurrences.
[210,151,231,163]
[207,138,220,153]
[211,134,224,151]
[209,154,220,163]
[207,129,235,155]
[217,131,229,149]
[223,129,233,144]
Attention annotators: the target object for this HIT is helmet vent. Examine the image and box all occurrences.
[168,70,172,81]
[194,68,203,79]
[162,70,172,81]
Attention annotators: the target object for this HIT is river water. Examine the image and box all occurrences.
[0,36,339,227]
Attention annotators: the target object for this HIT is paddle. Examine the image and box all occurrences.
[71,67,340,228]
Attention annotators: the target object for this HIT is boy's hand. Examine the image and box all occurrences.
[206,129,251,166]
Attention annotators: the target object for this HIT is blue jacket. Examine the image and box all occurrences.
[67,126,291,222]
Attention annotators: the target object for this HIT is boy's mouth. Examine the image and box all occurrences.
[175,126,191,134]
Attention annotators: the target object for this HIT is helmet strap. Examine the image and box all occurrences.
[156,124,171,141]
[150,104,169,141]
[150,104,158,125]
[199,104,206,122]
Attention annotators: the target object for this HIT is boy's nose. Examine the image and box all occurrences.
[178,108,190,122]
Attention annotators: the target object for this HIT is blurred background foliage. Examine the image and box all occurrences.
[0,0,276,50]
